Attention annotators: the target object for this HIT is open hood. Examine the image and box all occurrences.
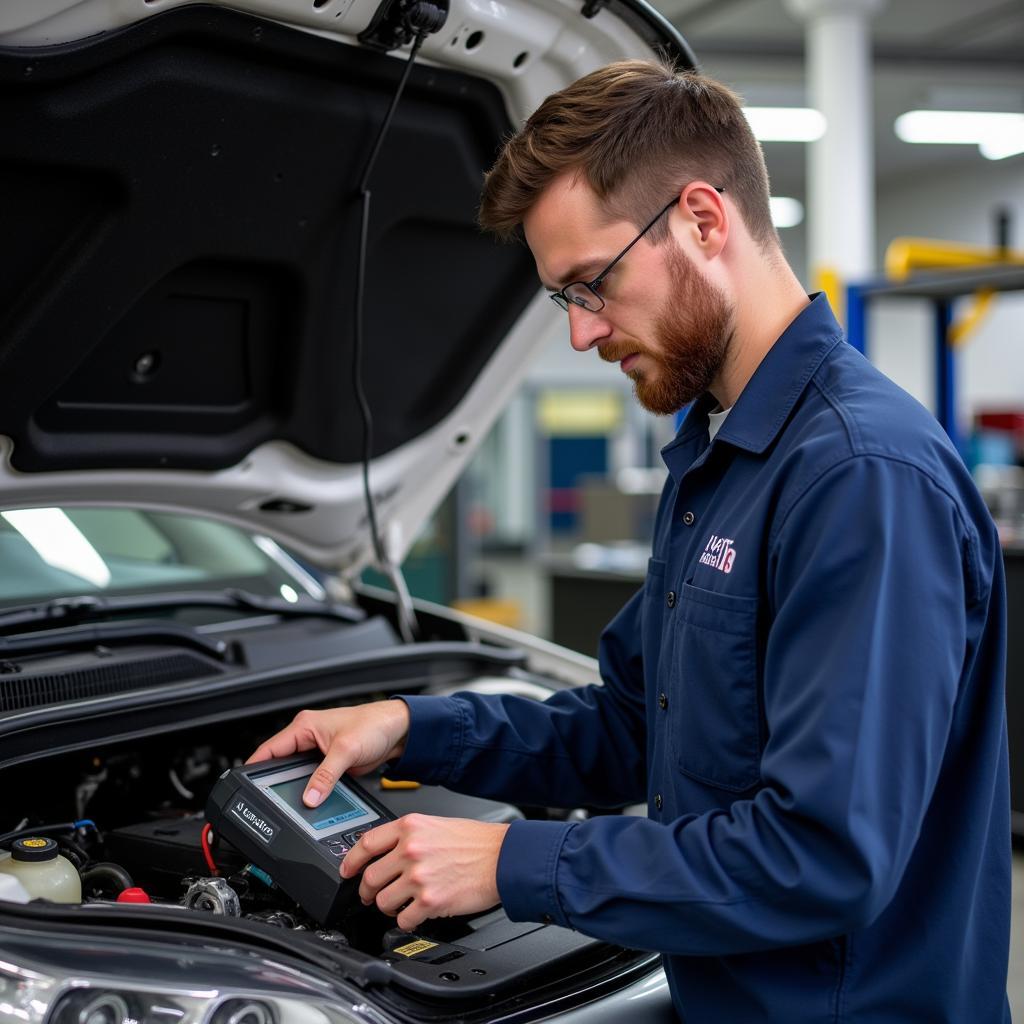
[0,0,693,573]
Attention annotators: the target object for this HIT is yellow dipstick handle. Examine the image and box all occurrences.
[380,778,420,790]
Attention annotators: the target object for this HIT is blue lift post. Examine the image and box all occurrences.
[934,299,956,453]
[844,266,1024,459]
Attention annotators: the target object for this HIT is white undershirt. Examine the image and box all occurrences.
[707,405,732,442]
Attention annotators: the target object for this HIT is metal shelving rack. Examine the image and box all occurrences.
[845,265,1024,453]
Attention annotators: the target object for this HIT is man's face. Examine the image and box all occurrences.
[612,243,734,414]
[524,174,734,414]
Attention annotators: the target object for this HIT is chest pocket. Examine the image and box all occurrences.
[670,582,762,792]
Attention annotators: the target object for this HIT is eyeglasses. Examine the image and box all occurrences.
[549,188,725,314]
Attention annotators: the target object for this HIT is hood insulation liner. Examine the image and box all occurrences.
[0,5,538,472]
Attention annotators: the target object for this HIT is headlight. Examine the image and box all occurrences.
[0,929,391,1024]
[45,989,206,1024]
[55,992,135,1024]
[211,1001,277,1024]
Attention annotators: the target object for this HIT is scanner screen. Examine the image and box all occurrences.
[270,777,367,832]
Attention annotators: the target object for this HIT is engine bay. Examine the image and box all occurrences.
[0,618,656,1011]
[0,715,535,963]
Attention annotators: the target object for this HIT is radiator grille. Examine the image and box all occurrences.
[0,653,222,713]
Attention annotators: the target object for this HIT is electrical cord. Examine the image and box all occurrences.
[352,25,435,645]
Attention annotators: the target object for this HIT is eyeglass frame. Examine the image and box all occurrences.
[548,187,725,313]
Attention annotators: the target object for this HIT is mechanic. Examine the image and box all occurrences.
[249,61,1011,1022]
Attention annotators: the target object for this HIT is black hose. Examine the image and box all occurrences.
[56,837,91,872]
[81,862,134,897]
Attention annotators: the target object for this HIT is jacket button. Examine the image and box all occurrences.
[666,591,676,608]
[658,692,668,710]
[654,794,663,810]
[682,511,695,526]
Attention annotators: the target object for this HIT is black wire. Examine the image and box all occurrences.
[357,33,426,197]
[0,821,80,848]
[353,31,428,568]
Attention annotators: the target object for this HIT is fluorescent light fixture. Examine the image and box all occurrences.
[769,196,804,229]
[980,134,1024,160]
[2,508,111,587]
[895,110,1024,160]
[742,107,826,142]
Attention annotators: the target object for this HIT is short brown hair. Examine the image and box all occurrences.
[479,59,777,249]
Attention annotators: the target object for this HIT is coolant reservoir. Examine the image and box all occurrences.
[0,837,82,902]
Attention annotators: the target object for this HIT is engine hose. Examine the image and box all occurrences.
[57,837,91,871]
[81,862,134,896]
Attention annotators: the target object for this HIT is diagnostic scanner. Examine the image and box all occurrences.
[206,754,395,924]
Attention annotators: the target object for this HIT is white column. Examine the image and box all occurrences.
[785,0,884,287]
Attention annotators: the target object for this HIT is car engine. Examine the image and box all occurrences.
[0,722,530,958]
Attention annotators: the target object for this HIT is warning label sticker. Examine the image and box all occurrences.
[392,939,439,958]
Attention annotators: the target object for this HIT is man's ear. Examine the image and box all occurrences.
[679,181,728,259]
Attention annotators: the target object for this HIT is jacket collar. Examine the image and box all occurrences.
[661,293,844,480]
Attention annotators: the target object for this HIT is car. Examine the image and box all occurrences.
[0,1,696,1021]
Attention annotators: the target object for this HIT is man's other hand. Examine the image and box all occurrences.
[341,814,509,931]
[246,701,411,807]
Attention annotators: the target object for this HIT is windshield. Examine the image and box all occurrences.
[0,507,324,608]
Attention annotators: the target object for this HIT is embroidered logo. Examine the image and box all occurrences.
[699,534,736,574]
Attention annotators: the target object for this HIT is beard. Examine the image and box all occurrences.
[599,245,734,415]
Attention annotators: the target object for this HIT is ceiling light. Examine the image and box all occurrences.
[769,197,804,229]
[742,107,826,143]
[980,135,1024,160]
[895,110,1024,160]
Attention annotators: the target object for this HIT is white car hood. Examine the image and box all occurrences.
[0,0,692,574]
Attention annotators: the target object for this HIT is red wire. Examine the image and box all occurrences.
[200,823,219,876]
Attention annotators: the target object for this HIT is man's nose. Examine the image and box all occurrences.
[567,303,612,352]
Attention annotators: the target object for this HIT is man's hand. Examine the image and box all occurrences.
[341,814,509,932]
[246,701,411,807]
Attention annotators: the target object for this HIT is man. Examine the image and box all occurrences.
[250,61,1011,1022]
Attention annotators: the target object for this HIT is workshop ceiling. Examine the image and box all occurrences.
[661,0,1024,199]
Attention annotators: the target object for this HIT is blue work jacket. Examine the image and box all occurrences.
[394,294,1011,1023]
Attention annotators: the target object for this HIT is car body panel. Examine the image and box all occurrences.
[0,0,692,574]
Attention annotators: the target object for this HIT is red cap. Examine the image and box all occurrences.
[116,887,151,904]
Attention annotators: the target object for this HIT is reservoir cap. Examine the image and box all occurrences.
[117,887,152,904]
[11,837,59,862]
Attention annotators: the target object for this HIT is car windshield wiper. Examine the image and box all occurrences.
[0,588,365,637]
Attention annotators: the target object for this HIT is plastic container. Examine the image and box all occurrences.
[0,837,82,902]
